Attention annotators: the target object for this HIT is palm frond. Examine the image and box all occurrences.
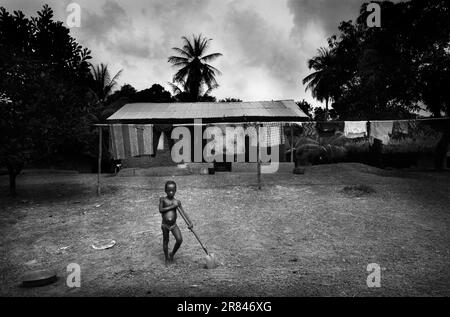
[173,65,190,83]
[203,83,219,96]
[171,47,192,59]
[201,53,223,63]
[168,82,183,95]
[204,64,222,76]
[181,36,195,55]
[168,56,189,65]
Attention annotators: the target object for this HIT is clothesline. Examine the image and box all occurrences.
[167,117,450,126]
[94,116,449,128]
[310,117,450,124]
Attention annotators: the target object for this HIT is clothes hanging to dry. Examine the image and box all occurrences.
[344,121,367,138]
[369,121,394,145]
[294,122,319,140]
[259,122,285,147]
[152,124,174,156]
[216,124,246,155]
[109,124,153,159]
[157,133,165,150]
[392,121,409,136]
[316,121,345,138]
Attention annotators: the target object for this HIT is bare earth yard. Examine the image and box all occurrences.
[0,163,449,296]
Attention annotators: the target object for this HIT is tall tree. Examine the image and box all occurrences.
[168,34,222,101]
[306,0,449,168]
[89,63,122,121]
[0,5,93,195]
[90,64,123,104]
[134,84,173,103]
[302,48,338,121]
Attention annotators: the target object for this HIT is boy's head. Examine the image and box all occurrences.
[165,181,177,198]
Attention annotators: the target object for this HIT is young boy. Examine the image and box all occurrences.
[159,181,193,265]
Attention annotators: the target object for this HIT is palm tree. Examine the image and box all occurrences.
[302,48,336,121]
[90,63,123,104]
[168,34,222,101]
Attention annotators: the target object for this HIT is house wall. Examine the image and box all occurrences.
[122,128,287,168]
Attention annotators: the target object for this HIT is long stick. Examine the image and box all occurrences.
[290,123,294,163]
[97,126,102,196]
[177,207,209,255]
[256,123,261,190]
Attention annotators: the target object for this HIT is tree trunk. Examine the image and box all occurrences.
[6,161,23,196]
[434,124,450,170]
[369,138,383,168]
[325,98,329,122]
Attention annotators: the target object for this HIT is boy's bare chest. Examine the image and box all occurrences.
[162,198,175,207]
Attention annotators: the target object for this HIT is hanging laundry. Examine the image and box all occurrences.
[229,125,246,154]
[408,120,418,131]
[295,122,318,140]
[243,123,258,147]
[316,121,345,137]
[260,122,284,147]
[204,124,224,156]
[369,121,394,145]
[152,124,174,156]
[109,124,154,159]
[391,121,409,139]
[157,132,165,150]
[220,124,246,155]
[344,121,367,138]
[392,121,409,137]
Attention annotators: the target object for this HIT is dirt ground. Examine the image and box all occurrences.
[0,163,449,296]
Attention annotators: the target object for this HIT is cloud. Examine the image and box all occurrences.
[81,1,127,43]
[1,0,380,104]
[287,0,365,40]
[75,1,154,60]
[215,4,305,100]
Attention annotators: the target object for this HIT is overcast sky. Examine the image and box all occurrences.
[2,0,370,106]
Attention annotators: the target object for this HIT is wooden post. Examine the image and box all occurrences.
[97,126,102,196]
[256,123,261,190]
[290,123,294,163]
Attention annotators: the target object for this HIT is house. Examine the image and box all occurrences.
[106,100,308,168]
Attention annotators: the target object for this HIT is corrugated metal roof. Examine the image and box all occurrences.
[107,100,308,123]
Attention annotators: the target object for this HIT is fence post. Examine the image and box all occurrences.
[290,123,294,162]
[257,123,261,190]
[97,126,102,196]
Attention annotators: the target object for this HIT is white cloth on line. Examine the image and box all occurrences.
[370,121,394,145]
[344,121,367,138]
[157,133,164,150]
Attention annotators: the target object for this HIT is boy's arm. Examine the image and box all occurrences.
[177,202,193,229]
[159,197,179,213]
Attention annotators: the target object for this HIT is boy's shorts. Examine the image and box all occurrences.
[161,223,179,232]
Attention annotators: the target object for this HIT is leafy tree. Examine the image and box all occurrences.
[105,84,137,106]
[104,84,175,119]
[168,34,222,101]
[90,64,122,104]
[307,0,450,168]
[134,84,173,103]
[89,63,122,121]
[0,5,93,195]
[313,107,338,122]
[219,98,243,102]
[302,48,339,121]
[295,99,313,118]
